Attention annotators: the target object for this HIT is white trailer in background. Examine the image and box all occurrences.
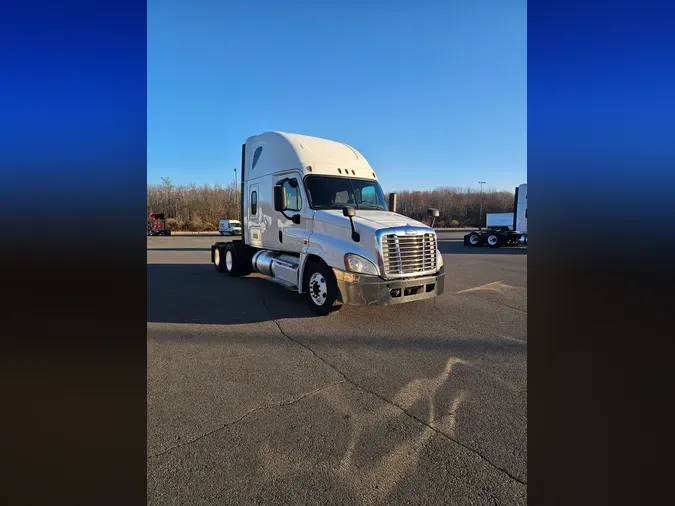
[486,212,515,231]
[464,183,527,248]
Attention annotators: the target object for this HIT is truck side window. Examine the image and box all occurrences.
[252,147,263,170]
[360,186,377,205]
[251,191,257,215]
[283,179,302,211]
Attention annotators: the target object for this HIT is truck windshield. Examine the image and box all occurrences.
[305,176,388,211]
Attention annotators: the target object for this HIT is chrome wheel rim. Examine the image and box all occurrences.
[469,235,479,245]
[309,272,328,306]
[226,250,233,271]
[488,235,498,246]
[214,248,220,265]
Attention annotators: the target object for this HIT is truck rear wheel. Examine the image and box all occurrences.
[214,246,229,273]
[224,243,253,277]
[304,261,339,315]
[487,233,500,248]
[468,232,482,246]
[224,244,240,276]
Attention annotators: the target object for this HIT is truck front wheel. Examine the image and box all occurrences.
[304,261,339,315]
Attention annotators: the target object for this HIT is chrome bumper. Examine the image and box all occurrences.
[334,267,445,307]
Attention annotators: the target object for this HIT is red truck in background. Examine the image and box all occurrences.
[147,213,172,236]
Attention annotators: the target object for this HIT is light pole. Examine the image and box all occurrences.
[479,181,486,229]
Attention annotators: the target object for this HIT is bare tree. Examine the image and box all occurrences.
[147,180,516,231]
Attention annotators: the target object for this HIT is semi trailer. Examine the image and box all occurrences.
[211,131,445,315]
[485,213,515,231]
[464,183,527,248]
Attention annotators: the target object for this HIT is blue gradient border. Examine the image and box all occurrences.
[529,1,674,504]
[1,0,673,504]
[1,1,146,504]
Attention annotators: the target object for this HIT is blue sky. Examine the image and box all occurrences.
[148,0,526,192]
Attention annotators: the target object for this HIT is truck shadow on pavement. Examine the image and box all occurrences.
[147,263,323,325]
[147,248,212,251]
[437,239,527,255]
[147,264,526,359]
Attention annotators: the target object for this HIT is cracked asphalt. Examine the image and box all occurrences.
[147,231,527,505]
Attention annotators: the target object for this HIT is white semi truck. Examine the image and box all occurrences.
[210,131,445,315]
[464,183,527,248]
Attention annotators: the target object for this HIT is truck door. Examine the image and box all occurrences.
[274,172,312,254]
[248,183,263,247]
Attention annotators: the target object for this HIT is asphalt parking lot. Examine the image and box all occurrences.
[147,230,527,505]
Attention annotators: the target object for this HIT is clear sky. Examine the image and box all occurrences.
[148,0,526,192]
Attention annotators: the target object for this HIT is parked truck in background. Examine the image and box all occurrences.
[147,213,171,236]
[464,183,527,248]
[211,131,445,315]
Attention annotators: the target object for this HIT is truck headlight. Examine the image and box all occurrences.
[436,249,443,270]
[344,254,379,275]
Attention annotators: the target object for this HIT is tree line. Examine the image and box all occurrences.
[147,177,516,231]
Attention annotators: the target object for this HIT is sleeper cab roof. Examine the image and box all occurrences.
[244,131,377,180]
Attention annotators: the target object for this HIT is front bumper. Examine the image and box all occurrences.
[334,267,445,307]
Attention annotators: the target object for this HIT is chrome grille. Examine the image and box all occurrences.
[381,232,437,276]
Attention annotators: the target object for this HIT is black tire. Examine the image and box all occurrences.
[467,232,482,247]
[224,243,253,277]
[304,261,339,315]
[220,231,225,236]
[487,233,501,248]
[224,244,240,277]
[214,245,229,273]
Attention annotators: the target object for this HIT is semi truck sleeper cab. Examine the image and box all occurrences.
[211,131,445,315]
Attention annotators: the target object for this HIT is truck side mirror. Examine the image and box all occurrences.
[342,206,356,218]
[274,185,287,212]
[427,207,439,228]
[342,206,360,242]
[388,193,397,213]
